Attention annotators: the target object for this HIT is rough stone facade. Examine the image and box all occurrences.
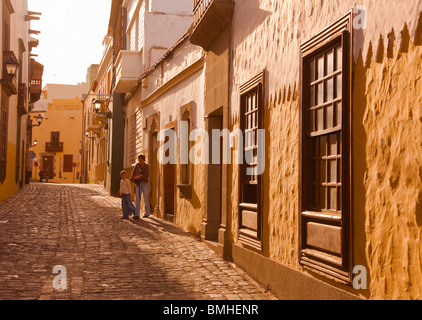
[225,0,422,299]
[357,36,422,300]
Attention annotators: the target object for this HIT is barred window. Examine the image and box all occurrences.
[244,90,259,184]
[299,12,352,284]
[307,44,343,215]
[238,71,264,251]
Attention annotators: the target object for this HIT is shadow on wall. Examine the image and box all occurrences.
[225,0,272,53]
[417,167,422,227]
[188,162,202,210]
[417,11,422,230]
[415,12,422,46]
[357,12,422,299]
[353,47,369,300]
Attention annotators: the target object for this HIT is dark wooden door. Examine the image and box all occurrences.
[163,133,175,218]
[151,132,158,213]
[43,156,54,179]
[163,162,174,216]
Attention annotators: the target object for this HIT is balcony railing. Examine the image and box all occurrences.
[190,0,234,50]
[193,0,213,29]
[45,142,64,152]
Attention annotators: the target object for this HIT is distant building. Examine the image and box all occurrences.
[30,82,88,183]
[81,39,111,186]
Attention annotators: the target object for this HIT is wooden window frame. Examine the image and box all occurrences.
[238,71,264,251]
[51,131,60,143]
[299,11,353,284]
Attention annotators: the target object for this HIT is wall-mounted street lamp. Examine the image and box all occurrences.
[92,98,113,119]
[28,139,38,148]
[85,132,95,140]
[93,99,103,112]
[27,139,38,151]
[4,54,19,77]
[32,114,44,127]
[2,51,19,96]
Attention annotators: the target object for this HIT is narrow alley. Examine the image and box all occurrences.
[0,183,275,300]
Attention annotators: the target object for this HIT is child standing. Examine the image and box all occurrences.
[119,170,136,220]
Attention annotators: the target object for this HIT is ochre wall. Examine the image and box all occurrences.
[1,104,27,203]
[228,87,302,267]
[174,162,205,236]
[227,0,422,299]
[204,29,230,116]
[354,36,422,300]
[0,144,20,202]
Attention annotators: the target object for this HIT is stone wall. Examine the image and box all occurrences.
[228,0,422,299]
[355,33,422,300]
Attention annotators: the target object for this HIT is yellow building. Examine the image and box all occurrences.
[30,84,88,183]
[189,0,422,300]
[89,0,421,299]
[0,0,43,202]
[81,37,113,187]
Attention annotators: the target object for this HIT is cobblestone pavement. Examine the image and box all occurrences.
[0,183,276,300]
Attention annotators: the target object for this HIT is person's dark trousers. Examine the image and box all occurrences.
[122,194,136,218]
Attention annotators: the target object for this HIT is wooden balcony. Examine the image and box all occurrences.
[114,50,143,93]
[45,142,64,153]
[189,0,234,51]
[30,59,44,103]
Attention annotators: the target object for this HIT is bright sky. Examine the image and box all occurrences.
[28,0,112,86]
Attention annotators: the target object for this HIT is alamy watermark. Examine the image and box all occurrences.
[353,5,367,30]
[52,265,67,290]
[156,121,266,176]
[352,265,368,290]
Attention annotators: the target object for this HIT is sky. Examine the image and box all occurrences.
[28,0,112,86]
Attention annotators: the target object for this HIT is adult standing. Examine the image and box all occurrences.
[130,154,151,219]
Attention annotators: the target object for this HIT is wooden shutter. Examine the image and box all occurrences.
[63,155,73,173]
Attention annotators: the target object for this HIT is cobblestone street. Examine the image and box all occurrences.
[0,183,275,300]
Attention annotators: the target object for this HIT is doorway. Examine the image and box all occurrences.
[203,108,223,242]
[163,131,175,221]
[150,131,159,214]
[42,155,54,180]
